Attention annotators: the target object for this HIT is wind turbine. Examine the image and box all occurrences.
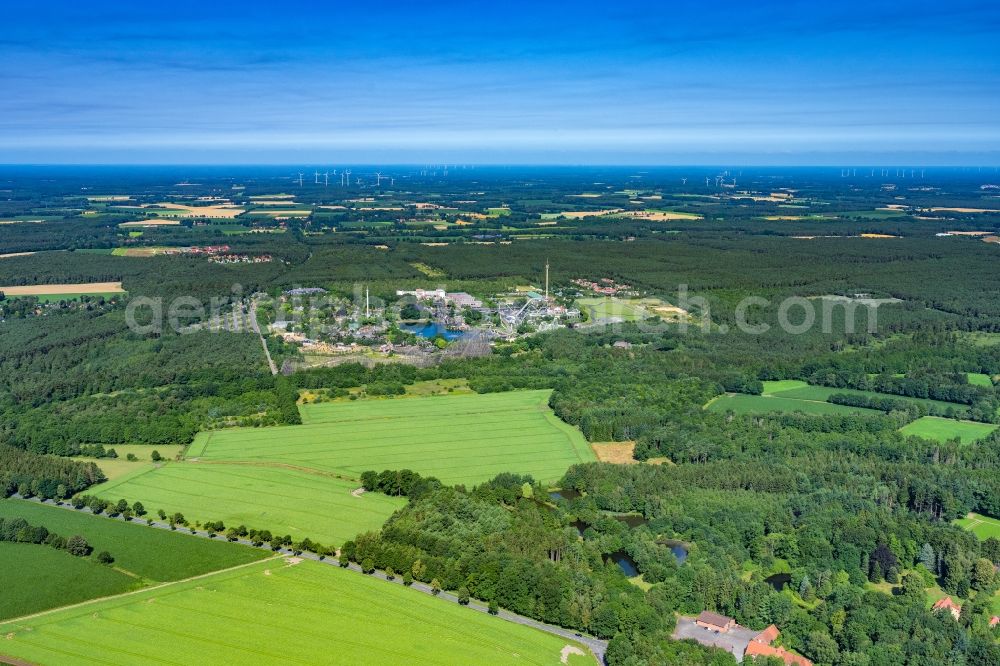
[681,178,687,185]
[374,172,384,187]
[344,169,352,187]
[297,173,304,187]
[314,171,320,185]
[323,172,329,187]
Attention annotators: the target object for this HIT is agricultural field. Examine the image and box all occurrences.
[146,203,245,218]
[188,390,595,486]
[0,281,125,297]
[706,392,878,416]
[0,500,267,581]
[0,558,584,666]
[118,219,181,227]
[764,383,968,414]
[900,417,999,444]
[72,445,185,481]
[0,542,137,621]
[955,512,1000,540]
[709,381,979,421]
[89,464,406,546]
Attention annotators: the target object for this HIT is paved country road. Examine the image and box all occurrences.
[4,496,608,664]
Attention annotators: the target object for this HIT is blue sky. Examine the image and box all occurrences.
[1,1,998,164]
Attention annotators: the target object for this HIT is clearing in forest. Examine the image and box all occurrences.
[0,559,583,666]
[591,442,637,464]
[955,512,1000,540]
[706,393,878,416]
[967,373,994,387]
[899,416,998,444]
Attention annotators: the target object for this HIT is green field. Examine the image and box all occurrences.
[0,542,136,620]
[955,512,1000,540]
[761,380,810,395]
[900,416,999,444]
[89,464,406,546]
[189,389,594,486]
[0,500,267,582]
[706,393,879,416]
[0,559,583,666]
[577,297,648,322]
[96,391,593,545]
[766,384,969,414]
[72,445,186,480]
[713,381,979,421]
[968,372,995,387]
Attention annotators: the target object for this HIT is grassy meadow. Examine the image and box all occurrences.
[899,416,998,444]
[89,464,406,546]
[577,297,649,322]
[955,513,1000,540]
[189,389,594,486]
[0,559,584,666]
[706,392,878,416]
[967,372,995,387]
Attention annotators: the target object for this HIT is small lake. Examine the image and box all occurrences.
[400,323,466,341]
[605,550,639,577]
[659,539,689,564]
[549,489,581,502]
[765,573,791,591]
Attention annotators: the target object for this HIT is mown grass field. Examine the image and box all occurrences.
[0,542,136,621]
[955,512,1000,540]
[0,559,584,666]
[967,372,995,387]
[189,389,594,486]
[89,464,406,546]
[0,500,267,581]
[577,297,648,322]
[766,383,969,415]
[899,416,998,444]
[706,393,879,416]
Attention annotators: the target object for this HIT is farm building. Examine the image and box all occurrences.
[674,614,813,665]
[695,611,736,633]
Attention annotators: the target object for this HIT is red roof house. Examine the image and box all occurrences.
[745,641,814,666]
[932,596,962,620]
